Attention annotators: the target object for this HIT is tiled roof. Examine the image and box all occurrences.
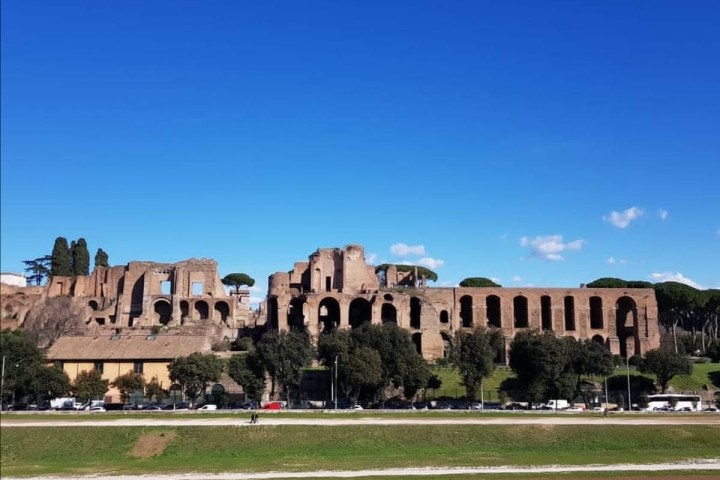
[47,334,211,361]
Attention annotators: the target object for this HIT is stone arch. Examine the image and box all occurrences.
[440,310,449,324]
[410,297,421,329]
[381,303,397,324]
[541,295,552,330]
[486,295,501,328]
[460,295,473,328]
[349,298,372,329]
[564,296,576,331]
[441,331,452,359]
[616,296,638,357]
[88,300,99,311]
[288,297,306,332]
[513,296,529,328]
[412,332,422,356]
[180,300,189,324]
[591,334,605,347]
[194,300,209,321]
[214,301,230,323]
[319,297,341,333]
[153,299,172,325]
[384,294,394,302]
[590,296,603,329]
[267,297,279,330]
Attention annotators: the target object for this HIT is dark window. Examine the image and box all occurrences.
[94,361,104,374]
[134,361,144,374]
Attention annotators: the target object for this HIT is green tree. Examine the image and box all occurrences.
[570,339,614,406]
[374,264,438,284]
[145,376,167,402]
[638,348,693,393]
[71,238,90,276]
[655,282,702,353]
[168,353,224,403]
[94,248,109,268]
[111,372,146,404]
[508,330,576,404]
[22,256,51,286]
[459,277,502,287]
[227,351,266,403]
[221,273,256,293]
[50,237,72,277]
[257,330,314,403]
[454,328,504,399]
[340,347,383,403]
[72,370,109,403]
[585,277,628,288]
[0,331,45,407]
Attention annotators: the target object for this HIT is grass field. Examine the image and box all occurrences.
[428,363,720,400]
[2,424,719,477]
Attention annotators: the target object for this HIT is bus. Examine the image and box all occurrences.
[645,394,702,412]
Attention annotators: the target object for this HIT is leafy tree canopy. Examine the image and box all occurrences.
[111,372,146,404]
[227,351,266,403]
[453,328,504,399]
[459,277,501,287]
[257,330,314,402]
[222,273,256,293]
[23,256,51,286]
[71,238,90,276]
[374,264,438,283]
[94,248,109,268]
[638,348,693,393]
[51,237,72,277]
[168,353,224,402]
[72,369,109,403]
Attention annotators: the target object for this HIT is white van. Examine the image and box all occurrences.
[544,400,569,410]
[197,404,217,411]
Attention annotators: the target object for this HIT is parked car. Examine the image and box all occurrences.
[197,404,217,411]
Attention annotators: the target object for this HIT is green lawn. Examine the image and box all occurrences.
[428,363,720,400]
[2,424,719,477]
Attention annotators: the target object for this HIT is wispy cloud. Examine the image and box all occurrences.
[520,235,585,261]
[365,252,378,264]
[390,243,426,256]
[512,275,522,283]
[491,277,502,285]
[658,209,668,220]
[417,257,444,269]
[608,257,626,265]
[649,272,703,289]
[603,207,644,229]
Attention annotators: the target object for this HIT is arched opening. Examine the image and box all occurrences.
[590,296,603,329]
[592,334,605,347]
[214,301,230,323]
[410,297,421,329]
[153,300,172,325]
[616,296,638,357]
[319,297,341,333]
[267,298,279,330]
[460,295,473,328]
[564,296,575,331]
[441,332,452,359]
[194,300,209,321]
[288,297,306,332]
[180,300,189,324]
[383,294,394,302]
[541,295,552,330]
[88,300,99,311]
[412,332,422,356]
[381,303,397,324]
[209,383,225,404]
[131,278,144,314]
[487,295,501,328]
[349,298,372,329]
[513,296,528,328]
[439,310,449,324]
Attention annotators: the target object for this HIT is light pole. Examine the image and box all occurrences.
[604,375,609,412]
[626,355,632,412]
[1,356,6,411]
[333,355,338,410]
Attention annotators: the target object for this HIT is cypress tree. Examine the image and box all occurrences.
[95,248,109,268]
[73,238,90,275]
[50,237,72,276]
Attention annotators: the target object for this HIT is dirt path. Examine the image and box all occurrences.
[2,461,720,480]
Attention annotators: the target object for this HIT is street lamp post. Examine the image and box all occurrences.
[626,355,632,411]
[604,375,609,412]
[333,355,338,411]
[1,356,6,411]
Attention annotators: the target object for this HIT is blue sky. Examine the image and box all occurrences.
[2,1,719,305]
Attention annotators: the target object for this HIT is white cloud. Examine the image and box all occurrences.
[248,285,265,294]
[608,256,616,265]
[491,277,502,285]
[603,207,644,228]
[417,257,445,269]
[365,252,378,264]
[519,235,585,261]
[649,272,703,289]
[249,296,265,307]
[512,275,522,282]
[390,243,426,256]
[658,209,668,220]
[717,228,720,237]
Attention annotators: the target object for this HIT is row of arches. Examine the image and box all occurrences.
[151,299,230,325]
